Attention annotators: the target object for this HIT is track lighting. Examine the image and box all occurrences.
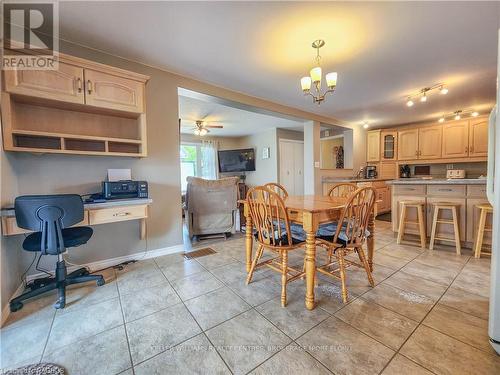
[363,122,369,129]
[438,117,445,123]
[472,111,479,117]
[405,83,448,107]
[436,109,479,123]
[455,113,461,120]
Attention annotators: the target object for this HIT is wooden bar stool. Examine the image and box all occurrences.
[474,203,493,258]
[429,202,461,254]
[397,201,426,248]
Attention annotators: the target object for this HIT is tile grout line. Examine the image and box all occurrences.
[154,257,235,375]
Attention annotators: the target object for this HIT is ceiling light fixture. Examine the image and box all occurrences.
[436,109,480,123]
[405,83,448,107]
[300,40,337,105]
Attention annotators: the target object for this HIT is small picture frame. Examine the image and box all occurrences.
[262,147,270,159]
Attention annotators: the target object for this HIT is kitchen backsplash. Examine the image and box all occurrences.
[409,162,487,178]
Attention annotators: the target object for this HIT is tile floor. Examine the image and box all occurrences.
[1,220,499,374]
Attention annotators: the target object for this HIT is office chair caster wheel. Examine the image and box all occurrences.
[96,278,105,287]
[10,301,23,312]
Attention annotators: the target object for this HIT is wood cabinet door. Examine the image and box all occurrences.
[379,162,397,179]
[381,130,397,161]
[466,198,492,245]
[397,129,419,160]
[426,198,466,241]
[442,120,469,158]
[366,131,380,162]
[84,69,144,113]
[418,125,442,159]
[469,118,488,157]
[4,61,85,104]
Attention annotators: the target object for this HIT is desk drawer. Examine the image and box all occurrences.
[88,204,147,225]
[427,185,466,197]
[1,211,89,236]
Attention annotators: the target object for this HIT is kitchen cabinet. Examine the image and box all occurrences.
[418,125,442,159]
[4,61,85,104]
[83,69,145,113]
[398,128,419,160]
[442,120,469,158]
[469,118,488,157]
[367,130,381,162]
[379,162,398,179]
[381,130,397,161]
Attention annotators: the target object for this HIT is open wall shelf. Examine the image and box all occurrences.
[2,93,147,157]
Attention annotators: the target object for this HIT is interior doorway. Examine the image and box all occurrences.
[279,139,304,195]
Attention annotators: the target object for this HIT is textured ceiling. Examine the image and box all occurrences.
[59,1,499,127]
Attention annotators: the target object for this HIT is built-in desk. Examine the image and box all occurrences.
[1,198,152,239]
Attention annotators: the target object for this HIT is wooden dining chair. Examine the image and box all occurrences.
[327,182,357,198]
[264,182,289,199]
[316,187,376,303]
[246,186,305,307]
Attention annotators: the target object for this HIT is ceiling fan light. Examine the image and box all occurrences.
[326,72,337,88]
[301,76,312,92]
[199,128,208,136]
[310,66,322,84]
[194,129,200,136]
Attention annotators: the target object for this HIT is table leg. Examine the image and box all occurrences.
[303,212,317,310]
[367,208,375,272]
[245,207,253,273]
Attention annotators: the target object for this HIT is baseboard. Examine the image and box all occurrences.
[1,282,25,327]
[1,243,185,325]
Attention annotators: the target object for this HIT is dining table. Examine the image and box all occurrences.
[240,194,376,311]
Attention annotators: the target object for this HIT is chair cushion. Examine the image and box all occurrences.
[23,226,93,252]
[317,223,371,246]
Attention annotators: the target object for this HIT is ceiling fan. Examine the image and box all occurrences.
[180,119,223,136]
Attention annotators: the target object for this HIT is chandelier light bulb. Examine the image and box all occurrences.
[301,76,312,92]
[406,98,414,107]
[326,72,338,88]
[310,66,322,84]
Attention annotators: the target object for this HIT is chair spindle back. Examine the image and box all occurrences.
[327,183,357,198]
[264,183,289,199]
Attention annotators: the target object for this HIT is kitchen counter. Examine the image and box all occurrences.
[321,177,394,183]
[387,178,486,185]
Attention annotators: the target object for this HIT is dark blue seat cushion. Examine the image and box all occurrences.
[22,226,93,252]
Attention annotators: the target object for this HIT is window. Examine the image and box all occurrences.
[180,142,218,191]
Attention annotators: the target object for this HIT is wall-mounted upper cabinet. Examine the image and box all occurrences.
[83,69,144,113]
[4,61,85,104]
[469,117,488,157]
[381,130,397,161]
[397,128,419,160]
[442,120,469,158]
[366,130,381,162]
[2,50,150,157]
[418,125,442,159]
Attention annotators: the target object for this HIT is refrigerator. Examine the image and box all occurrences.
[487,30,500,354]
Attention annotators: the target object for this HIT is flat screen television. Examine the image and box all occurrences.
[218,148,256,173]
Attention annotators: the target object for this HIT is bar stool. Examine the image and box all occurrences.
[397,201,426,248]
[474,203,493,258]
[429,202,461,254]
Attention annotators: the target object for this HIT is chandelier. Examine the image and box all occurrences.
[300,40,338,105]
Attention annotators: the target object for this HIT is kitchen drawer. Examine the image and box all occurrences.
[1,211,89,236]
[88,204,147,225]
[393,185,426,195]
[427,185,466,197]
[467,185,487,197]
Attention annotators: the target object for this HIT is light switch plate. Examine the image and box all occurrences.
[314,161,320,168]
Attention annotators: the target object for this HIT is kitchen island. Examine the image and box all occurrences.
[387,178,488,248]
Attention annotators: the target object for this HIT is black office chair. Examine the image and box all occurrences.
[10,194,105,312]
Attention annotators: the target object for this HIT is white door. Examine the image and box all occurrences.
[293,142,304,195]
[279,140,304,195]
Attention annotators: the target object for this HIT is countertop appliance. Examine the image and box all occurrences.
[102,180,148,200]
[446,169,466,179]
[400,164,411,178]
[365,165,377,179]
[487,31,500,355]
